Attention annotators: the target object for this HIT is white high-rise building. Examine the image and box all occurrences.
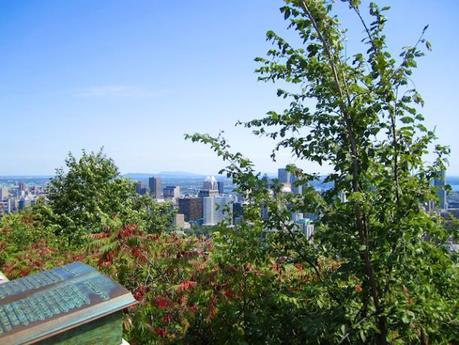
[295,218,315,241]
[7,198,17,213]
[0,187,9,201]
[434,171,447,210]
[203,196,233,226]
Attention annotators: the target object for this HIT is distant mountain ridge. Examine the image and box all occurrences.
[124,172,207,179]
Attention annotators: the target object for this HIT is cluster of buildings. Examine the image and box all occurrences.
[135,176,236,229]
[4,168,455,240]
[137,170,315,237]
[429,171,459,219]
[131,169,316,236]
[0,183,45,217]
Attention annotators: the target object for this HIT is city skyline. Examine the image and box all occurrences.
[1,1,458,175]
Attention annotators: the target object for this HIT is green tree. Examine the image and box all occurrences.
[128,194,176,234]
[39,149,137,242]
[41,149,176,243]
[188,1,459,343]
[0,210,57,266]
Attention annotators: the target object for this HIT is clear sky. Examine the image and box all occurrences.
[0,0,458,176]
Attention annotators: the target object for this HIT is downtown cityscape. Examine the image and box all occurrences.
[1,170,458,233]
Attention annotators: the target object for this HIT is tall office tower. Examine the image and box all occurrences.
[295,218,315,240]
[178,197,203,222]
[9,198,18,213]
[217,181,225,195]
[135,182,147,195]
[278,168,291,184]
[198,176,219,198]
[202,197,215,225]
[434,171,448,210]
[203,196,233,226]
[163,185,181,200]
[18,197,27,210]
[0,187,8,200]
[290,175,303,195]
[18,182,26,192]
[233,202,243,224]
[149,176,161,199]
[261,205,269,220]
[215,196,233,225]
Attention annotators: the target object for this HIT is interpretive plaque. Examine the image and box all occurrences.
[0,262,136,345]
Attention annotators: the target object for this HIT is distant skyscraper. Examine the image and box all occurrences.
[203,196,233,226]
[178,197,203,222]
[149,177,161,199]
[7,198,17,213]
[233,202,243,224]
[18,198,28,210]
[290,175,303,194]
[18,183,26,192]
[163,185,180,200]
[135,182,147,195]
[261,204,269,220]
[278,168,290,184]
[198,176,219,198]
[203,197,216,226]
[295,218,315,240]
[0,187,8,201]
[434,171,448,210]
[217,181,225,195]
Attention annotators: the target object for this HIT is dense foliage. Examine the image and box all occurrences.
[35,149,175,243]
[187,0,459,344]
[1,215,326,344]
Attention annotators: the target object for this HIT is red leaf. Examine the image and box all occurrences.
[178,280,197,292]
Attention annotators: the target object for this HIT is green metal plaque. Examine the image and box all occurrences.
[0,262,136,345]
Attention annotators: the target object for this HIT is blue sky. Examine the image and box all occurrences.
[0,0,458,175]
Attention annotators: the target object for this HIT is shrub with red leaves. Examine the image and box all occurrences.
[178,280,197,292]
[154,327,167,337]
[161,314,173,324]
[131,247,146,262]
[154,296,172,309]
[223,289,234,299]
[133,284,147,302]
